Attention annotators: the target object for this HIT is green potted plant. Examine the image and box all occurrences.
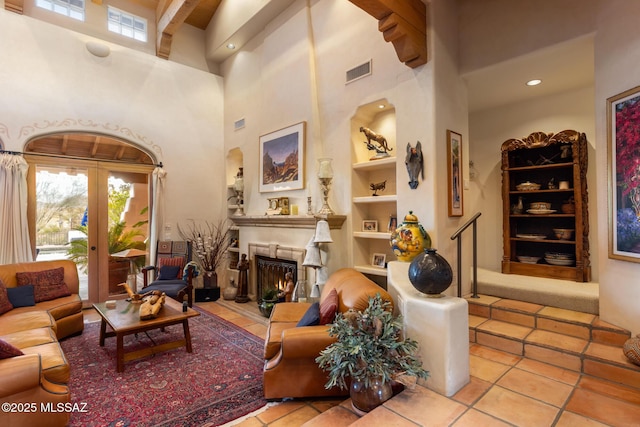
[316,293,429,414]
[259,285,279,317]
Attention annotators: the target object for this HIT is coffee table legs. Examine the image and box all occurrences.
[183,319,192,353]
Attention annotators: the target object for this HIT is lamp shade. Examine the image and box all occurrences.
[309,283,321,298]
[302,237,323,267]
[313,220,333,243]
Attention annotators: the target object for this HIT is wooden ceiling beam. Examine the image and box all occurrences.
[348,0,427,68]
[4,0,24,14]
[156,0,200,60]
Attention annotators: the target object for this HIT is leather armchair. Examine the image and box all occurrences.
[141,241,195,307]
[263,268,393,400]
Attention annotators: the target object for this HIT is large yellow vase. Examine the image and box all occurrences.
[390,211,431,262]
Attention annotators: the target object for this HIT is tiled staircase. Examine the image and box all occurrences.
[467,294,640,391]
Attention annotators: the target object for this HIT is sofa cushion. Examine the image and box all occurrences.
[297,302,320,327]
[319,288,338,325]
[0,279,13,315]
[16,267,71,303]
[7,284,36,307]
[21,342,70,384]
[1,327,57,349]
[264,321,298,360]
[0,338,23,359]
[0,311,55,336]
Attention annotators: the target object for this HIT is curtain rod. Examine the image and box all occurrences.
[0,149,163,168]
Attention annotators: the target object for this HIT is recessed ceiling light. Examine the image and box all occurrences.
[378,104,385,109]
[526,79,542,86]
[226,43,236,50]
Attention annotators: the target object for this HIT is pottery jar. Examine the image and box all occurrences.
[390,211,431,262]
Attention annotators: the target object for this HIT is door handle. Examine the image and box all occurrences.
[90,246,96,251]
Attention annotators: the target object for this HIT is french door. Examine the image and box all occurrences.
[26,156,153,306]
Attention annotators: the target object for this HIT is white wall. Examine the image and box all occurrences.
[594,0,640,334]
[221,0,444,277]
[0,9,226,230]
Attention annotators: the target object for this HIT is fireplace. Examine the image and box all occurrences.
[256,255,297,300]
[248,243,306,301]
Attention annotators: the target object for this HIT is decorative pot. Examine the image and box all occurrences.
[408,248,453,297]
[203,270,218,289]
[259,298,278,317]
[390,211,431,262]
[350,377,393,415]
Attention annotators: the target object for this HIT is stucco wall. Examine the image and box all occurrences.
[0,9,225,228]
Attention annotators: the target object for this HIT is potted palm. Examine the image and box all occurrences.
[316,294,429,414]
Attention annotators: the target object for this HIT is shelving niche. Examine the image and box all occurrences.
[350,100,397,284]
[501,130,590,282]
[224,148,243,290]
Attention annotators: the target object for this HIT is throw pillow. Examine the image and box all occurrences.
[158,265,182,281]
[0,338,23,359]
[0,279,13,315]
[7,285,36,307]
[319,288,339,325]
[623,336,640,367]
[157,257,185,279]
[15,267,71,303]
[297,302,320,327]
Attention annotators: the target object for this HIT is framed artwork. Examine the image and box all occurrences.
[447,130,463,217]
[362,220,378,232]
[372,253,386,268]
[608,86,640,262]
[259,122,305,192]
[387,215,397,232]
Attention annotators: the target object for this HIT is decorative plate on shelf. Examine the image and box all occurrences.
[517,256,542,264]
[515,233,547,239]
[516,182,541,191]
[544,257,574,266]
[526,209,557,215]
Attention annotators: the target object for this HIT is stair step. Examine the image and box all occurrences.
[466,294,638,389]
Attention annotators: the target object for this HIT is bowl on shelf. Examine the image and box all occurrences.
[517,255,541,264]
[529,202,551,210]
[553,228,574,240]
[516,182,541,191]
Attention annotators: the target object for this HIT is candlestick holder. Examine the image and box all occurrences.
[307,196,313,215]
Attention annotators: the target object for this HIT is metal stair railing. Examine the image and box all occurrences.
[450,212,481,298]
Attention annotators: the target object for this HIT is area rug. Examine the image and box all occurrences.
[59,307,267,427]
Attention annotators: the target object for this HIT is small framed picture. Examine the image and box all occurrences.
[372,253,386,268]
[387,215,397,232]
[362,220,378,232]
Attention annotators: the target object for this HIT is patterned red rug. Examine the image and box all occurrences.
[60,307,267,426]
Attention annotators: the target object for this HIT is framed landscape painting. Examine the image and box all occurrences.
[259,122,305,193]
[608,86,640,262]
[447,130,463,217]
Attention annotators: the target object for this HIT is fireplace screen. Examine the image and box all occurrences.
[256,255,297,300]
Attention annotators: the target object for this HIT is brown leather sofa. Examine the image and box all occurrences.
[263,268,393,400]
[0,259,84,426]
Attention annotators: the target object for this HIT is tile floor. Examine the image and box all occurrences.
[83,301,640,427]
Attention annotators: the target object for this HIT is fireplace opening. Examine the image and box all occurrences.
[256,255,297,301]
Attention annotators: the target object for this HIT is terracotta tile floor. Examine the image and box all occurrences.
[82,302,640,426]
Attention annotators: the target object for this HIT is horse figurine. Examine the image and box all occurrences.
[360,126,393,159]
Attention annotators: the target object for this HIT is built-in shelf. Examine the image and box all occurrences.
[352,156,396,171]
[354,265,388,277]
[353,231,392,240]
[231,214,346,229]
[353,195,397,204]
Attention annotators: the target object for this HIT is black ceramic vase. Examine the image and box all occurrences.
[408,248,453,297]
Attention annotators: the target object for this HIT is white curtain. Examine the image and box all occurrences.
[0,153,33,264]
[148,166,166,264]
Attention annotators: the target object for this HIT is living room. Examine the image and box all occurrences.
[1,0,640,425]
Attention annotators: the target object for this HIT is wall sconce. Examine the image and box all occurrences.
[317,158,334,215]
[86,41,111,58]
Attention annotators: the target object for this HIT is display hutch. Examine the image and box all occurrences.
[501,130,590,282]
[350,100,397,285]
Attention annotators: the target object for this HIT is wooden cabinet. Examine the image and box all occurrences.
[501,130,591,282]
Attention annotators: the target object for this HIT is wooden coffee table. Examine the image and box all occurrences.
[93,298,200,372]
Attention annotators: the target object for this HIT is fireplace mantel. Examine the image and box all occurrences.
[231,214,346,229]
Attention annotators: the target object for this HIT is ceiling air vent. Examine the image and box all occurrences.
[234,118,245,130]
[346,60,372,84]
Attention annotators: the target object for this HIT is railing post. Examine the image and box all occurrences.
[456,235,462,297]
[450,212,482,299]
[472,219,479,298]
